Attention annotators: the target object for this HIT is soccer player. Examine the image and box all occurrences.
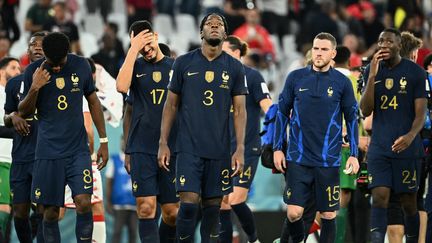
[18,32,109,243]
[4,31,46,243]
[219,35,271,243]
[360,28,427,243]
[273,32,359,243]
[0,57,21,242]
[158,13,248,242]
[116,20,179,242]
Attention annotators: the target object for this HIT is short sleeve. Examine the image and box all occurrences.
[83,60,96,96]
[249,69,270,103]
[167,58,183,94]
[413,68,428,99]
[4,78,20,114]
[231,63,248,96]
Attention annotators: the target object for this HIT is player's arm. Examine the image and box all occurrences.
[259,98,272,113]
[273,74,294,173]
[116,30,149,93]
[360,51,383,116]
[158,91,180,171]
[232,94,247,176]
[122,102,132,173]
[18,62,50,118]
[392,97,427,153]
[86,92,109,169]
[83,111,94,155]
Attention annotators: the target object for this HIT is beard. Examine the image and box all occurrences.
[313,59,331,69]
[206,37,222,47]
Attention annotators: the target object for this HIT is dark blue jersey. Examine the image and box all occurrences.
[23,54,95,159]
[125,56,177,155]
[274,66,359,167]
[364,58,427,158]
[4,74,38,164]
[168,49,248,159]
[230,66,270,155]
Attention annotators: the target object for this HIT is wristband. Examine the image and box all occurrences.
[99,137,108,143]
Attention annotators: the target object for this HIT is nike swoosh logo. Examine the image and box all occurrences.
[136,73,146,78]
[299,88,309,92]
[210,234,219,238]
[84,185,92,189]
[179,235,190,240]
[222,186,231,191]
[329,202,338,207]
[374,80,382,84]
[370,227,379,232]
[187,72,199,76]
[408,185,417,189]
[239,179,248,184]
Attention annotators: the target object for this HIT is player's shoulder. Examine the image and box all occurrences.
[26,58,44,73]
[287,66,309,80]
[176,48,200,63]
[244,65,263,81]
[6,74,24,91]
[401,58,425,73]
[330,67,351,83]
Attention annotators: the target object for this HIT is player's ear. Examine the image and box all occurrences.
[331,49,337,59]
[200,30,204,39]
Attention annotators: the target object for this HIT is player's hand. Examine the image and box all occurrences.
[231,146,244,177]
[392,133,415,153]
[10,112,30,136]
[130,30,149,54]
[345,156,360,175]
[96,143,109,170]
[369,50,385,78]
[124,154,131,174]
[31,61,51,90]
[358,136,369,152]
[158,143,171,171]
[273,150,286,173]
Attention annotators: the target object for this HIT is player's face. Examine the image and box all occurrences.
[311,38,336,70]
[28,36,44,62]
[45,57,67,73]
[4,60,21,79]
[142,32,159,63]
[377,31,401,61]
[201,15,226,47]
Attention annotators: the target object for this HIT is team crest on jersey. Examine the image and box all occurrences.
[34,188,41,199]
[220,71,229,89]
[71,73,80,92]
[399,77,407,94]
[132,181,138,192]
[179,175,186,186]
[327,86,333,97]
[286,188,292,199]
[153,71,162,83]
[385,78,393,90]
[205,71,214,83]
[56,77,65,89]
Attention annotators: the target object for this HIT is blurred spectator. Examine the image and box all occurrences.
[85,0,112,23]
[156,0,175,16]
[233,7,275,60]
[179,0,201,19]
[359,1,385,49]
[0,36,10,60]
[104,22,125,61]
[105,139,137,243]
[125,0,153,31]
[0,0,19,44]
[202,0,223,15]
[384,0,421,29]
[43,1,81,54]
[342,33,363,68]
[91,34,124,78]
[223,0,247,35]
[258,0,290,45]
[25,0,54,34]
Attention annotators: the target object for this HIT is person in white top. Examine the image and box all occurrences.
[0,57,21,242]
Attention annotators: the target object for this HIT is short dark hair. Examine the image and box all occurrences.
[42,32,70,65]
[86,58,96,74]
[225,35,248,57]
[382,28,401,40]
[0,57,18,69]
[423,53,432,70]
[158,43,171,57]
[31,31,48,39]
[334,46,351,65]
[199,13,228,34]
[129,20,153,36]
[400,31,422,58]
[314,32,337,48]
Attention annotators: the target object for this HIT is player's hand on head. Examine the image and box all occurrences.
[11,113,30,136]
[32,61,51,90]
[345,156,359,175]
[96,143,109,170]
[124,154,131,174]
[157,143,171,171]
[130,30,149,54]
[273,150,286,173]
[392,133,415,154]
[231,149,244,177]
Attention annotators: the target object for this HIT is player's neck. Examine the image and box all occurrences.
[384,55,402,68]
[154,50,165,63]
[201,43,223,61]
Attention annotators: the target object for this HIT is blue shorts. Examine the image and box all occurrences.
[284,162,340,212]
[176,152,232,199]
[10,162,35,204]
[367,154,419,193]
[233,155,259,189]
[31,153,93,207]
[130,153,178,204]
